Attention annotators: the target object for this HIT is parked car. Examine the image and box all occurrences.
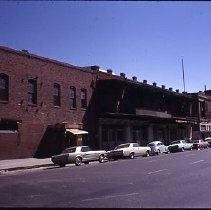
[204,137,211,147]
[107,143,151,160]
[191,139,209,150]
[168,140,193,153]
[51,146,107,167]
[147,141,169,155]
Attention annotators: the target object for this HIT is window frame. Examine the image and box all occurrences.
[0,73,9,102]
[81,88,87,109]
[28,79,37,105]
[69,86,76,109]
[53,83,61,107]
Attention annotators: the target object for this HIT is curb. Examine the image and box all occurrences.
[0,163,55,173]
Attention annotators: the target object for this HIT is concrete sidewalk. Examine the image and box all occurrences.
[0,157,55,172]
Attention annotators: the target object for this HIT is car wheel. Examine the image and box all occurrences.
[145,151,150,157]
[181,147,185,152]
[129,153,134,159]
[84,162,89,165]
[99,154,105,163]
[59,163,66,167]
[75,156,82,166]
[157,149,160,155]
[190,147,193,151]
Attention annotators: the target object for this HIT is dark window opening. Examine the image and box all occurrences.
[53,83,61,107]
[69,86,76,109]
[0,119,18,131]
[0,73,9,102]
[28,79,37,105]
[81,88,87,109]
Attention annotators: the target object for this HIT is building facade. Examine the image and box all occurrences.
[1,46,211,159]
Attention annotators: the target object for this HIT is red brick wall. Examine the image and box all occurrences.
[0,46,122,159]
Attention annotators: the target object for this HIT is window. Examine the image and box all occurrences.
[53,83,61,107]
[0,73,9,102]
[69,86,76,109]
[81,88,87,109]
[28,79,37,105]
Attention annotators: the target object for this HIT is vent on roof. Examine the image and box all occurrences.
[91,65,100,71]
[143,80,147,84]
[132,76,137,81]
[176,89,179,93]
[152,82,157,87]
[107,69,113,74]
[169,88,173,91]
[120,73,126,78]
[22,49,29,53]
[162,85,165,89]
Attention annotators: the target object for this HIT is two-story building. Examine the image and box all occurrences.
[1,45,211,159]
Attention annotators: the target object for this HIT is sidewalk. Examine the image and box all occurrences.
[0,157,55,173]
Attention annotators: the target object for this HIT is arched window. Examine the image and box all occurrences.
[69,86,76,109]
[0,73,9,102]
[53,83,61,106]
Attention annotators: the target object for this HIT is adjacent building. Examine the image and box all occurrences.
[1,45,211,159]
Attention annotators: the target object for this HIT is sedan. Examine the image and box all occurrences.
[147,141,169,155]
[191,139,209,150]
[107,143,151,160]
[51,146,107,167]
[168,140,193,153]
[205,137,211,147]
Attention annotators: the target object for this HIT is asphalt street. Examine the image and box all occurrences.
[0,148,211,208]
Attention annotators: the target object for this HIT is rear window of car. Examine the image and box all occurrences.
[171,140,181,144]
[63,147,76,153]
[115,144,130,149]
[81,146,91,152]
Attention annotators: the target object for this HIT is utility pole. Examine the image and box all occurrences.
[182,57,186,92]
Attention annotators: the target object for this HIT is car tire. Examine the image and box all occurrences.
[181,147,185,152]
[129,153,134,159]
[157,149,160,155]
[190,147,193,151]
[84,162,89,165]
[59,163,66,167]
[99,154,105,163]
[145,151,150,157]
[75,156,82,166]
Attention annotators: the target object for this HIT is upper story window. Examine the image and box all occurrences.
[28,79,37,105]
[53,83,61,107]
[69,86,76,109]
[81,88,87,109]
[0,73,9,102]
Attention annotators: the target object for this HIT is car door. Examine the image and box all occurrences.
[132,143,141,156]
[80,146,95,161]
[159,142,165,153]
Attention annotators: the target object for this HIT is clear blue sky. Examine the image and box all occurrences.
[1,1,211,93]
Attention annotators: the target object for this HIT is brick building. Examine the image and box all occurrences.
[1,45,211,160]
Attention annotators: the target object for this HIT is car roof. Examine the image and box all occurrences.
[148,141,163,144]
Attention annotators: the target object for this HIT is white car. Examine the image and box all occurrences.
[205,137,211,147]
[51,146,107,167]
[107,143,151,160]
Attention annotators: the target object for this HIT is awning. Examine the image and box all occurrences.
[65,128,88,135]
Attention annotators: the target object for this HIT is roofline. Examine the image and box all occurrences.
[0,45,95,74]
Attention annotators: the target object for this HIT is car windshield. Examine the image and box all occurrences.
[192,140,200,143]
[171,140,181,144]
[115,144,130,149]
[148,143,155,147]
